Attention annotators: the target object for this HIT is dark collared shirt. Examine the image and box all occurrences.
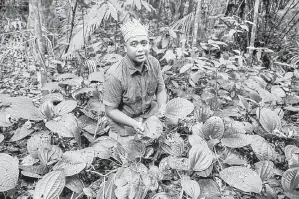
[103,55,165,118]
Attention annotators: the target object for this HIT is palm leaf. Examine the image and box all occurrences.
[68,2,107,53]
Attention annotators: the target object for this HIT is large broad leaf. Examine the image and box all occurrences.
[160,133,184,157]
[282,167,299,195]
[198,179,221,198]
[221,126,253,148]
[10,124,34,142]
[196,164,214,177]
[88,71,105,82]
[0,112,13,127]
[19,164,48,177]
[27,131,52,159]
[181,176,200,199]
[265,184,277,199]
[191,122,204,138]
[123,140,145,161]
[189,143,214,171]
[188,134,206,147]
[78,147,95,168]
[21,155,39,166]
[202,116,224,140]
[114,167,147,199]
[58,73,78,80]
[66,175,84,194]
[33,171,65,199]
[54,100,77,116]
[42,93,64,104]
[219,166,262,193]
[72,88,97,99]
[91,136,119,159]
[159,157,173,180]
[165,97,194,119]
[96,172,117,199]
[7,97,44,121]
[180,63,193,73]
[38,145,63,166]
[251,137,278,161]
[46,114,78,138]
[78,115,102,135]
[151,192,175,199]
[142,116,163,139]
[256,108,281,134]
[41,82,60,91]
[53,150,87,176]
[40,100,55,120]
[59,77,83,87]
[254,161,274,181]
[285,145,299,161]
[223,152,247,166]
[0,153,19,192]
[85,98,105,114]
[167,156,189,170]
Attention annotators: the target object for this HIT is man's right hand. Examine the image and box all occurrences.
[132,121,145,135]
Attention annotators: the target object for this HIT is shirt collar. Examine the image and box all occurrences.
[124,55,149,75]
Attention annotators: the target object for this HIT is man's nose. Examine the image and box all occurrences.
[136,44,144,51]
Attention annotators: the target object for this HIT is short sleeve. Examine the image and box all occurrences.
[103,75,122,108]
[156,62,166,94]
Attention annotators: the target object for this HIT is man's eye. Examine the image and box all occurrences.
[131,43,137,47]
[141,41,148,46]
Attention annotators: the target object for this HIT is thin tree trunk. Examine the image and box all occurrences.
[249,0,260,64]
[32,0,48,90]
[65,0,78,54]
[173,0,182,21]
[179,0,187,19]
[188,0,194,14]
[243,0,248,20]
[191,0,202,56]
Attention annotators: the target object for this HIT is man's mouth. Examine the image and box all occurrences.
[136,55,145,58]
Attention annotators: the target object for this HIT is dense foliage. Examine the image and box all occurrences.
[0,0,299,199]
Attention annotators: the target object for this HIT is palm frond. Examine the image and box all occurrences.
[68,2,107,53]
[171,12,194,38]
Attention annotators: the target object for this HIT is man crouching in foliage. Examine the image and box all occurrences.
[103,19,168,143]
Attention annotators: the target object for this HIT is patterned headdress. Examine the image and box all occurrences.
[120,19,148,42]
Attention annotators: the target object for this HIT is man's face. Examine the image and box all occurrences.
[125,35,149,64]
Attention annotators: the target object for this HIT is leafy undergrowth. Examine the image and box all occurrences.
[1,53,299,199]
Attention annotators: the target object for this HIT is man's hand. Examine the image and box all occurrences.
[158,104,167,117]
[132,121,145,134]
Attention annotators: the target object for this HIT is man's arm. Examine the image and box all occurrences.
[105,106,144,133]
[157,89,167,109]
[103,74,144,133]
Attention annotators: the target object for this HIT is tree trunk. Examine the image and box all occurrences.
[188,0,194,14]
[30,0,48,90]
[191,0,202,56]
[249,0,260,64]
[179,0,187,19]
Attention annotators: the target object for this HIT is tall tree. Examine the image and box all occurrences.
[191,0,202,56]
[28,0,47,90]
[249,0,260,64]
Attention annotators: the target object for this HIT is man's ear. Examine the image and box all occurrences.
[124,45,127,52]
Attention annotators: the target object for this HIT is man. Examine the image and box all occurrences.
[103,19,167,142]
